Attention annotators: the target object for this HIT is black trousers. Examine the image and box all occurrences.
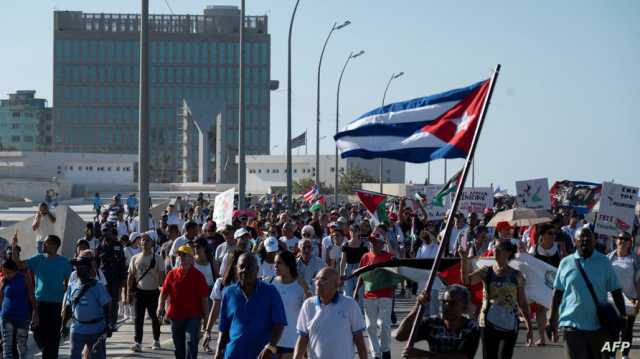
[621,315,635,356]
[563,327,608,359]
[134,289,161,344]
[35,301,62,359]
[481,325,518,359]
[106,282,121,327]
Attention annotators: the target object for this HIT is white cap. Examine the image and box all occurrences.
[234,228,250,239]
[264,237,279,253]
[129,232,141,242]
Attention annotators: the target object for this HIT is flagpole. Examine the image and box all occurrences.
[472,159,475,187]
[405,64,501,349]
[427,162,431,185]
[444,159,447,184]
[305,131,308,156]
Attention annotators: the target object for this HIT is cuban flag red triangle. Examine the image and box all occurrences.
[402,80,490,160]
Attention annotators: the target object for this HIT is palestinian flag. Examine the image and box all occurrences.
[309,195,326,212]
[356,191,388,224]
[431,169,463,207]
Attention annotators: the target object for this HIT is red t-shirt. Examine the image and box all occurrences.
[359,251,395,299]
[161,266,209,320]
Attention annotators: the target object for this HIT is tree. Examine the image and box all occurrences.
[338,167,376,194]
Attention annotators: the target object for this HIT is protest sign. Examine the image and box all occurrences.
[516,178,551,210]
[454,187,493,215]
[595,182,638,236]
[549,180,601,215]
[213,188,235,226]
[406,184,450,220]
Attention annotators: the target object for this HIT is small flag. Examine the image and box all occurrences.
[291,131,306,149]
[356,191,388,224]
[309,195,325,212]
[431,169,463,207]
[303,185,319,203]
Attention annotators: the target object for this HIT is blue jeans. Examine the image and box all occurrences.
[343,263,363,306]
[69,332,106,359]
[1,318,29,359]
[171,318,200,359]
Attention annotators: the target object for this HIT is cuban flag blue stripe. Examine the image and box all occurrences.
[354,80,485,120]
[335,81,485,141]
[341,144,466,164]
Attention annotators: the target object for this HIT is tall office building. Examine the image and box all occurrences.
[0,90,52,152]
[52,6,272,182]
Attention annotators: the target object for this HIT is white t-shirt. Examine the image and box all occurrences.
[259,260,276,279]
[194,261,215,287]
[129,216,156,233]
[280,236,300,252]
[416,243,438,259]
[271,278,305,349]
[116,221,130,238]
[610,254,638,300]
[35,215,55,242]
[296,294,366,359]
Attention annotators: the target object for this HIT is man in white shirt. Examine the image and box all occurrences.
[296,238,325,294]
[169,221,198,267]
[165,204,184,229]
[294,267,367,359]
[280,222,300,254]
[32,202,56,254]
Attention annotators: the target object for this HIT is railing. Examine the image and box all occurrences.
[77,13,267,34]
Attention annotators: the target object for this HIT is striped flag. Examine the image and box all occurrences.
[355,191,388,224]
[309,195,326,212]
[303,185,319,203]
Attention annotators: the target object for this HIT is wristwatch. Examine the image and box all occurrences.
[264,344,278,354]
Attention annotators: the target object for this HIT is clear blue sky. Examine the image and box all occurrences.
[2,0,639,191]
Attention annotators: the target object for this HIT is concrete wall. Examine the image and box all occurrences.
[0,179,72,202]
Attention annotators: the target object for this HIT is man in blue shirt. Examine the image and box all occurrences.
[549,226,626,359]
[215,253,286,359]
[126,193,138,220]
[12,233,72,359]
[62,250,112,359]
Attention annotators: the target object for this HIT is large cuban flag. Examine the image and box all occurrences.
[335,79,491,163]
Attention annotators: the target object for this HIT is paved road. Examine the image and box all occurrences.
[26,292,640,359]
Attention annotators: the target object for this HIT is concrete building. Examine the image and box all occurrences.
[52,6,273,183]
[241,155,405,194]
[0,91,52,152]
[0,151,137,185]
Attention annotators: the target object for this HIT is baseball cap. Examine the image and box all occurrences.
[336,216,348,225]
[129,232,141,243]
[496,221,513,232]
[234,228,249,239]
[177,245,194,256]
[329,222,340,230]
[264,237,279,253]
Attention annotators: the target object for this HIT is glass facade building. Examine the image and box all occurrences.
[53,6,271,182]
[0,90,52,152]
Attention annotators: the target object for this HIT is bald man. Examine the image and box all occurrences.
[215,253,286,359]
[294,268,368,359]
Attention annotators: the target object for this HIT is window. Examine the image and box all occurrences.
[107,167,112,171]
[266,169,270,173]
[11,124,19,129]
[11,136,20,142]
[116,167,121,171]
[23,136,33,142]
[258,169,261,173]
[330,167,335,173]
[12,112,20,118]
[69,166,73,170]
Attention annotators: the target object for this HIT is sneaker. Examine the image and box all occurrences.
[130,343,142,352]
[151,340,161,350]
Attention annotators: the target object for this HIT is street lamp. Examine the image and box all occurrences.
[335,50,365,203]
[138,0,150,231]
[379,71,404,193]
[316,20,351,188]
[238,0,247,209]
[286,0,301,208]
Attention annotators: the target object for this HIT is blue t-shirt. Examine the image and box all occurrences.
[0,272,30,324]
[26,254,72,303]
[553,251,621,330]
[65,280,112,335]
[219,280,287,359]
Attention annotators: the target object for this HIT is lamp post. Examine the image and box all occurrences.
[138,0,150,231]
[335,50,365,204]
[238,0,246,209]
[379,71,404,193]
[286,0,301,208]
[316,20,350,188]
